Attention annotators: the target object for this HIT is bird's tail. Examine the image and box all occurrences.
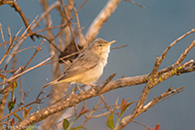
[42,80,58,89]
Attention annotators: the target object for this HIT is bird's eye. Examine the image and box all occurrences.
[99,44,102,47]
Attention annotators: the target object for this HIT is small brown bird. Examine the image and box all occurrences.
[42,38,115,88]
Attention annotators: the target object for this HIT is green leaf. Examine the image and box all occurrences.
[63,119,69,130]
[8,101,15,110]
[107,111,115,130]
[26,125,34,130]
[13,113,23,122]
[25,105,33,118]
[12,82,18,89]
[70,126,87,130]
[0,74,6,80]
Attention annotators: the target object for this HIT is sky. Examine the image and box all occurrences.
[0,0,195,130]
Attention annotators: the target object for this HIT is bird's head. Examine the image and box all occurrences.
[89,38,115,55]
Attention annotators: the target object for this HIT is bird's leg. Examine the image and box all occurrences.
[75,83,83,92]
[80,81,97,87]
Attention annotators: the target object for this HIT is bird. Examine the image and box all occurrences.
[42,38,115,89]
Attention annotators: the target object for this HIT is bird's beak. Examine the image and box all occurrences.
[106,40,116,46]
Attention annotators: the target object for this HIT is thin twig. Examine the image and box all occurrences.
[11,2,35,40]
[0,23,5,43]
[0,1,89,47]
[19,76,23,105]
[150,29,195,76]
[99,95,111,111]
[32,1,60,29]
[125,0,146,9]
[0,56,53,86]
[5,16,38,65]
[0,88,51,122]
[142,86,185,112]
[59,0,80,52]
[175,39,195,65]
[71,4,83,45]
[23,39,46,69]
[82,100,103,126]
[90,111,111,118]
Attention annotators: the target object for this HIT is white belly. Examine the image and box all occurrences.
[78,62,104,83]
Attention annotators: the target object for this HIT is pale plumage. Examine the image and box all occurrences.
[42,38,115,88]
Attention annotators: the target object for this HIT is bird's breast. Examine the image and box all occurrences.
[79,61,104,83]
[100,52,109,66]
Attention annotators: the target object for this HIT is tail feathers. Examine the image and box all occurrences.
[42,80,58,89]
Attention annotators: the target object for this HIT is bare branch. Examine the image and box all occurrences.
[0,56,53,87]
[11,58,195,130]
[0,23,5,43]
[175,39,195,65]
[150,29,195,77]
[142,86,184,112]
[125,0,146,9]
[85,0,121,45]
[113,31,195,129]
[11,2,35,40]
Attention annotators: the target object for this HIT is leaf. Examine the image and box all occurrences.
[13,97,17,104]
[13,113,23,122]
[154,124,160,130]
[145,124,160,130]
[76,106,89,120]
[22,107,27,118]
[8,101,15,111]
[0,74,6,80]
[120,98,135,117]
[62,119,69,130]
[10,118,15,126]
[106,111,115,130]
[70,126,87,130]
[12,82,18,89]
[26,125,34,130]
[25,105,33,118]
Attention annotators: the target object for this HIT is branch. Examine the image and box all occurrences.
[150,29,195,76]
[113,36,195,129]
[85,0,121,45]
[11,2,36,40]
[125,0,146,9]
[12,59,195,130]
[141,86,185,112]
[0,56,53,88]
[114,86,185,130]
[175,39,195,65]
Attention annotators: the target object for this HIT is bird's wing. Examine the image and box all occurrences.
[57,51,99,81]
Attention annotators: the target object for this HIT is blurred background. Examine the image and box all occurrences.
[0,0,195,130]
